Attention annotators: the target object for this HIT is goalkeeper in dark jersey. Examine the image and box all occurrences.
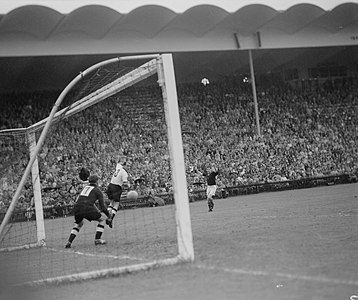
[65,174,111,248]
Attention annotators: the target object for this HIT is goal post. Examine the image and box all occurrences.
[158,54,194,261]
[27,129,46,247]
[0,53,194,286]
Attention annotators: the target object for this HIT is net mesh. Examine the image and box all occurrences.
[0,130,37,248]
[0,56,180,286]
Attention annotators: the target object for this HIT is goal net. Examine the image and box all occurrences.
[0,54,193,287]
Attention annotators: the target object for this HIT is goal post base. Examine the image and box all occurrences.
[0,240,46,253]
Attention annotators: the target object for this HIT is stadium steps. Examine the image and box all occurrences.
[117,93,165,133]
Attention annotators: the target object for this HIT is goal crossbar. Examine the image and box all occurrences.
[28,57,158,133]
[0,57,158,237]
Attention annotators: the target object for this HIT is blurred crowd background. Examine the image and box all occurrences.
[0,75,357,215]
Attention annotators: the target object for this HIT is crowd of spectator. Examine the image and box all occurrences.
[0,75,357,214]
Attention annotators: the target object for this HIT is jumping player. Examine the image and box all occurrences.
[65,174,111,248]
[203,166,219,212]
[106,156,129,228]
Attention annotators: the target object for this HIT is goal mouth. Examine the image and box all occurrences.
[0,54,193,286]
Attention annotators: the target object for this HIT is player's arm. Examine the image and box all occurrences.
[123,180,129,190]
[122,171,130,191]
[96,189,110,218]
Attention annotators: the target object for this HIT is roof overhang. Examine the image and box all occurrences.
[0,1,357,57]
[0,1,356,92]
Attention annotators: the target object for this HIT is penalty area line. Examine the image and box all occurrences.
[196,264,358,286]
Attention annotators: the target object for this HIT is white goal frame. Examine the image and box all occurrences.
[0,53,194,285]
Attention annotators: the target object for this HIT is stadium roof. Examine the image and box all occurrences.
[0,1,348,14]
[0,0,357,91]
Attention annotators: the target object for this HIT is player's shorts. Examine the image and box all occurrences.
[106,183,123,202]
[73,205,101,223]
[206,185,217,199]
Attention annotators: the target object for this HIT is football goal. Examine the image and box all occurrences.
[0,54,194,286]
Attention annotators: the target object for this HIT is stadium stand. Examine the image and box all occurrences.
[0,76,357,220]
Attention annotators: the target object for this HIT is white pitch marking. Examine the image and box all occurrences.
[196,264,358,286]
[46,246,148,261]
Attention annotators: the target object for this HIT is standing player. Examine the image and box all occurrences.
[65,174,111,248]
[106,156,129,228]
[203,166,219,212]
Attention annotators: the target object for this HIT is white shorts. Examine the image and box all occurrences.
[206,185,217,199]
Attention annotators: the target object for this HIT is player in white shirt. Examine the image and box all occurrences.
[105,156,129,228]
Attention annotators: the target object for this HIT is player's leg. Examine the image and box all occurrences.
[106,185,122,228]
[111,186,122,220]
[207,186,215,212]
[94,214,107,245]
[208,197,214,212]
[65,216,84,248]
[210,186,217,211]
[106,184,114,216]
[213,186,217,210]
[106,200,120,228]
[110,200,120,218]
[206,187,210,211]
[86,211,107,245]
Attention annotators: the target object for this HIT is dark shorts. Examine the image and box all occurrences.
[73,205,101,223]
[106,183,122,202]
